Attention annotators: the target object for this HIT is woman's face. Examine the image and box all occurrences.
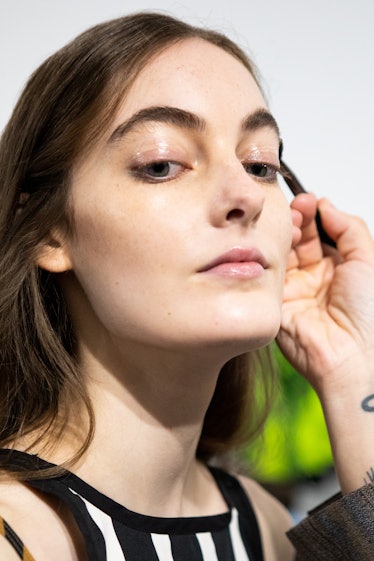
[60,38,293,359]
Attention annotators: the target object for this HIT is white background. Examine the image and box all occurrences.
[1,0,373,230]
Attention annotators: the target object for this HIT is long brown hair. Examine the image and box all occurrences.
[0,12,275,477]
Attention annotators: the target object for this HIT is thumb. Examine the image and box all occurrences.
[318,199,374,263]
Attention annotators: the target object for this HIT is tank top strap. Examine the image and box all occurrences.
[208,466,264,561]
[0,450,105,561]
[0,516,36,561]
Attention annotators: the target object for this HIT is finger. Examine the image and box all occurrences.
[290,193,324,267]
[290,208,303,245]
[318,199,374,264]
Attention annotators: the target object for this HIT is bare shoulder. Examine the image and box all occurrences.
[238,474,295,561]
[0,478,40,560]
[0,478,86,561]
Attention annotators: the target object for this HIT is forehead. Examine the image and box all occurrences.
[110,38,266,131]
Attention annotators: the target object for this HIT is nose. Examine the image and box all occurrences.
[208,161,266,228]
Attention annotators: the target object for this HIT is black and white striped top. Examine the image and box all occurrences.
[0,450,264,561]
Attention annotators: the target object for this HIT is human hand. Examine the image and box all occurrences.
[277,193,374,396]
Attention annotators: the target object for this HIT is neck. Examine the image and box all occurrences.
[49,345,229,517]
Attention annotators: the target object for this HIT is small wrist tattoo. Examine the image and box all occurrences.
[364,467,374,485]
[361,394,374,412]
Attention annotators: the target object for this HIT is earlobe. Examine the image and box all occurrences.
[36,233,73,273]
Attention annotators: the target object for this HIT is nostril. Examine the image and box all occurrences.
[226,208,245,220]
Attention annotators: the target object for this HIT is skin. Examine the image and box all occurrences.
[1,36,374,561]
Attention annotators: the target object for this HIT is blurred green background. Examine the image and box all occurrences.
[245,346,333,485]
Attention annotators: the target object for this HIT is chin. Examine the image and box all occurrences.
[225,328,279,354]
[197,314,281,356]
[230,313,280,349]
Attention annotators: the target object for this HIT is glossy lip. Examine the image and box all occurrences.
[198,247,268,278]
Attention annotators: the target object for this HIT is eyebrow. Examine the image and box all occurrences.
[241,108,280,138]
[108,106,205,142]
[108,105,280,143]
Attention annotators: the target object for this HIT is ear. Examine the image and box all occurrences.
[36,230,73,273]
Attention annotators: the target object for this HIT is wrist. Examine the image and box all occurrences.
[318,379,374,494]
[311,351,374,403]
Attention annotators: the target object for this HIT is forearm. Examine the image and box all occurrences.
[317,356,374,494]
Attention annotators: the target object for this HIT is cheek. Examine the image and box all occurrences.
[67,200,178,311]
[282,213,294,259]
[266,192,293,257]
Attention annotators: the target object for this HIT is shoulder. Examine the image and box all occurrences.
[237,474,295,561]
[0,477,84,561]
[0,479,40,560]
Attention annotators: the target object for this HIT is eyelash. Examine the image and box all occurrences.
[130,161,186,183]
[243,162,280,184]
[130,160,280,184]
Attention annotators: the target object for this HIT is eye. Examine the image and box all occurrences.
[243,162,279,183]
[131,160,186,183]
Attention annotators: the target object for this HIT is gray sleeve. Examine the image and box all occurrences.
[287,484,374,560]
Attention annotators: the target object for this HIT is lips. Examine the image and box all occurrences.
[198,247,268,276]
